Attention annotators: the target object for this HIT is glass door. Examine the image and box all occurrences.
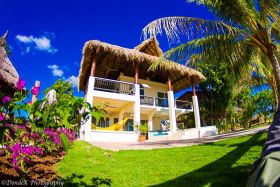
[125,119,134,131]
[157,92,168,107]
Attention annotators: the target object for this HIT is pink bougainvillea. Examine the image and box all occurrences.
[1,96,10,104]
[16,78,26,90]
[31,86,40,95]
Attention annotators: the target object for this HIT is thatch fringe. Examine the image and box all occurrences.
[0,32,19,94]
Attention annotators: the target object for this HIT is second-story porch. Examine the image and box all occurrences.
[92,76,193,111]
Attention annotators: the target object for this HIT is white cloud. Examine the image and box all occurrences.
[47,64,64,77]
[66,75,78,87]
[16,34,57,54]
[15,35,33,43]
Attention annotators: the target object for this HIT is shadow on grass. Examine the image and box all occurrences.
[151,132,265,187]
[63,173,112,187]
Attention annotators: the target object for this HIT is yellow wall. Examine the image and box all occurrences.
[118,75,168,97]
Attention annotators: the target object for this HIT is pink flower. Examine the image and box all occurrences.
[17,125,24,130]
[31,86,40,95]
[16,78,26,90]
[1,96,10,104]
[35,147,43,155]
[0,113,6,121]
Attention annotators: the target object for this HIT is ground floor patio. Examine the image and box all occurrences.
[89,125,218,142]
[90,126,268,151]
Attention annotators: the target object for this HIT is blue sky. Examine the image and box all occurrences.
[0,0,214,98]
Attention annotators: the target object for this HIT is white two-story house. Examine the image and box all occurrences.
[78,38,217,142]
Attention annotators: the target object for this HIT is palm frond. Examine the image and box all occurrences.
[142,17,242,43]
[259,0,280,22]
[163,34,244,62]
[269,15,280,42]
[187,0,260,31]
[173,36,261,81]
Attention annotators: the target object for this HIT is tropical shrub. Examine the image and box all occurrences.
[0,78,95,171]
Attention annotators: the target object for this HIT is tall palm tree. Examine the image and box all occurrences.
[143,1,280,185]
[143,0,279,105]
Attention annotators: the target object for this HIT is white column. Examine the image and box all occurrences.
[192,95,201,130]
[148,111,156,131]
[133,84,141,131]
[83,76,95,141]
[168,91,177,133]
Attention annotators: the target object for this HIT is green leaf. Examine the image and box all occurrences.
[60,133,70,153]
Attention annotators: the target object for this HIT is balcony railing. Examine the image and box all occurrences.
[155,98,169,107]
[140,96,168,107]
[140,95,154,106]
[176,100,192,110]
[94,77,135,95]
[92,77,192,109]
[140,95,192,110]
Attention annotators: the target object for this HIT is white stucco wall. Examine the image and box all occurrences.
[90,130,139,142]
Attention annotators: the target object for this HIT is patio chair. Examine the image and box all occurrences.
[160,120,169,131]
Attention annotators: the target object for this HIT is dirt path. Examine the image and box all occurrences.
[90,126,268,151]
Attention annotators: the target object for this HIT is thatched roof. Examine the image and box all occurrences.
[78,39,205,92]
[0,32,19,94]
[134,37,163,57]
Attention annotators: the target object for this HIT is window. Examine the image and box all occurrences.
[114,118,119,124]
[141,120,148,124]
[157,92,168,107]
[140,85,145,96]
[93,117,110,127]
[158,92,168,99]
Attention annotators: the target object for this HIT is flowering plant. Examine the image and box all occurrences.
[0,78,88,172]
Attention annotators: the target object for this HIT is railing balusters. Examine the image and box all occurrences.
[175,100,192,109]
[140,95,154,106]
[94,77,135,95]
[93,77,192,109]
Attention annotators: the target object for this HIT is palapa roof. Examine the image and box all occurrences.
[0,32,19,94]
[134,37,163,57]
[78,38,205,92]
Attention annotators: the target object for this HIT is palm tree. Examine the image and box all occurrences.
[143,0,279,106]
[143,1,280,184]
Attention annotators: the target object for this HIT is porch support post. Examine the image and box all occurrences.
[148,110,156,131]
[133,84,141,131]
[167,78,176,133]
[191,77,201,137]
[80,76,95,141]
[134,62,139,84]
[118,111,124,122]
[90,57,96,77]
[109,116,114,126]
[192,78,196,96]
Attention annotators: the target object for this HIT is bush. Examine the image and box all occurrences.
[0,79,94,172]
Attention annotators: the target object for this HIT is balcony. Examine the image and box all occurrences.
[155,97,169,107]
[140,95,154,106]
[94,77,135,95]
[140,95,192,110]
[175,100,193,110]
[92,77,192,110]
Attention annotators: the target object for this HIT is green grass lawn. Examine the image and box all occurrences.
[57,132,266,187]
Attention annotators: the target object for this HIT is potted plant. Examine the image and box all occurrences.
[136,123,148,142]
